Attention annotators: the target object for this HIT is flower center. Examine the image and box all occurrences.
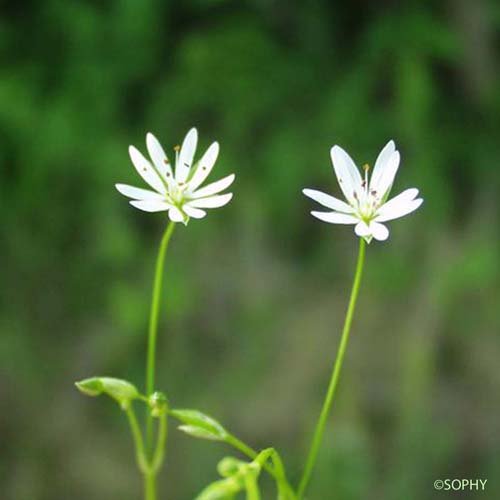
[166,181,187,206]
[352,164,381,222]
[163,144,189,207]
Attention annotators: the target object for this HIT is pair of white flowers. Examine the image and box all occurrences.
[116,128,422,242]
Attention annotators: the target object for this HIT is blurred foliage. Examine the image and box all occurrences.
[1,0,500,499]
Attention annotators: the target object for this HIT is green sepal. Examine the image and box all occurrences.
[75,376,139,410]
[170,409,228,441]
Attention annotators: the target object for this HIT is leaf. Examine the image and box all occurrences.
[75,376,139,410]
[170,409,228,441]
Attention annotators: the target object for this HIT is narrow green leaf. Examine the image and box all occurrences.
[170,409,228,441]
[75,376,139,410]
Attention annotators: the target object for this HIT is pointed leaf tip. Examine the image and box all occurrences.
[75,377,103,397]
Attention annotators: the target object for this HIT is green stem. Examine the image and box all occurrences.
[151,414,168,472]
[126,406,149,474]
[226,435,296,499]
[244,474,260,500]
[146,221,176,450]
[145,471,156,500]
[297,238,366,499]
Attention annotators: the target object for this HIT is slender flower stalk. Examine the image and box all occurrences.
[145,472,156,500]
[297,238,366,499]
[126,406,149,473]
[146,221,175,450]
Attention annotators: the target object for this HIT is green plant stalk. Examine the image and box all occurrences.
[127,405,169,499]
[226,435,296,499]
[297,237,366,499]
[151,413,168,472]
[139,220,176,500]
[126,406,149,474]
[244,474,260,500]
[145,472,156,500]
[146,220,176,449]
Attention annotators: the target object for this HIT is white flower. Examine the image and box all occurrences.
[116,128,235,225]
[303,140,423,242]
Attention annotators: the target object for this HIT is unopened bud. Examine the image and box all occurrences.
[217,457,242,478]
[149,391,168,417]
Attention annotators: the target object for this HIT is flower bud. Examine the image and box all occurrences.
[217,457,242,478]
[149,391,168,417]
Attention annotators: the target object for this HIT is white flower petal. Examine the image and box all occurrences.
[375,197,423,222]
[183,206,207,219]
[146,133,173,183]
[129,146,166,194]
[168,206,185,223]
[190,174,235,199]
[187,142,220,191]
[187,193,233,209]
[115,183,165,201]
[371,150,400,199]
[370,140,395,191]
[355,221,389,241]
[176,128,198,183]
[302,188,354,213]
[384,187,419,205]
[330,145,363,204]
[129,200,171,212]
[355,221,371,237]
[370,221,389,241]
[375,188,420,221]
[311,211,359,224]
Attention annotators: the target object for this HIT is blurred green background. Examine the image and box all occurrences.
[1,0,499,499]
